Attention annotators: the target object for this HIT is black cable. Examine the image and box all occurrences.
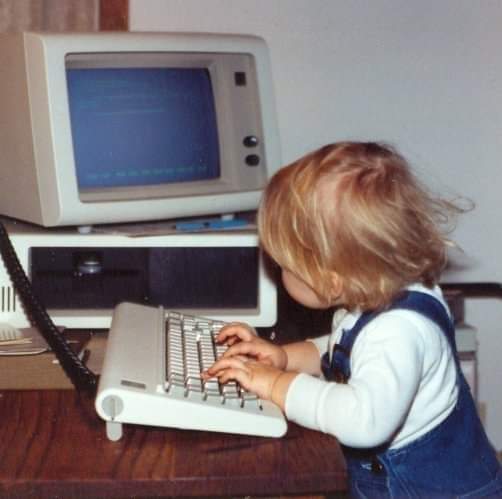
[0,221,97,393]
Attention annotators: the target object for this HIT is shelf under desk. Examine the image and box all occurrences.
[0,389,347,498]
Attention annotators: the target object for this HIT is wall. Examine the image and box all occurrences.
[129,0,502,450]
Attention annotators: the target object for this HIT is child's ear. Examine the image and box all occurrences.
[330,272,343,298]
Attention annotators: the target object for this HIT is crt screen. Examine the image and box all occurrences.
[66,67,221,190]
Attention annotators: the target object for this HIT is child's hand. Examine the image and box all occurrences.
[202,356,283,401]
[217,322,288,370]
[217,322,258,345]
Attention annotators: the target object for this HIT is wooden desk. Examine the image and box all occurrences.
[0,389,347,498]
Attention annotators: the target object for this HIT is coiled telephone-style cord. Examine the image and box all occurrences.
[0,221,97,393]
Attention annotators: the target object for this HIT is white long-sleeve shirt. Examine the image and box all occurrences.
[284,283,458,449]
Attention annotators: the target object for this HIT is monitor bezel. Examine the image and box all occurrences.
[65,51,261,203]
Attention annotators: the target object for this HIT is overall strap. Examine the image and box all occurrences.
[321,291,455,383]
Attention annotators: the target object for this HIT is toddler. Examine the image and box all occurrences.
[204,142,502,498]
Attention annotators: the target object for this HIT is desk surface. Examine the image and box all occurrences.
[0,389,347,498]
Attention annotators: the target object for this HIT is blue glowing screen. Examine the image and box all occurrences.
[66,67,220,189]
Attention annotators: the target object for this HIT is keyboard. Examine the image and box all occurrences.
[95,302,287,441]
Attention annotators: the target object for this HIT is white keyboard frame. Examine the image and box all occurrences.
[95,302,287,441]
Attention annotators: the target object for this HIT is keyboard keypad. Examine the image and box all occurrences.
[165,312,258,407]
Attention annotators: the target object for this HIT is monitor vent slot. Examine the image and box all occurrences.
[1,286,17,313]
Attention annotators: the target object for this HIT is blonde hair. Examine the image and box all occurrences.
[258,142,465,311]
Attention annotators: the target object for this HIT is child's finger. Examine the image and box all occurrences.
[216,367,249,387]
[217,323,256,344]
[222,340,263,359]
[205,356,249,377]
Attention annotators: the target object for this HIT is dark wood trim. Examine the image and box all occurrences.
[99,0,129,31]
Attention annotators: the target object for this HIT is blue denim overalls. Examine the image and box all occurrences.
[321,291,502,498]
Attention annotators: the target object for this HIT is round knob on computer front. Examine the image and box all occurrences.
[243,135,259,148]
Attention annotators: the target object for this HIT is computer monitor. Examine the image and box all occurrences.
[0,31,281,228]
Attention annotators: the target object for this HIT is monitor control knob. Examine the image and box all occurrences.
[243,135,259,148]
[245,154,260,166]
